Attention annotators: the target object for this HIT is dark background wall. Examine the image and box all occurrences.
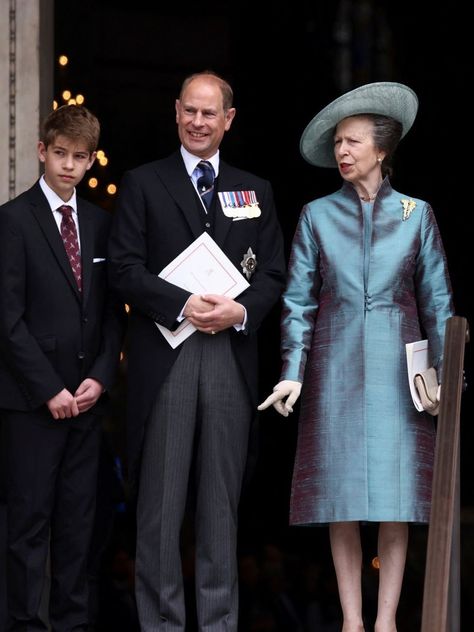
[52,2,473,630]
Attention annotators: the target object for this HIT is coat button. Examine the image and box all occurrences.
[205,222,211,228]
[77,351,85,360]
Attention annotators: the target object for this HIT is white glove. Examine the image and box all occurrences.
[257,380,302,417]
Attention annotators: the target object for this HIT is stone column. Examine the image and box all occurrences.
[0,0,54,204]
[0,4,54,628]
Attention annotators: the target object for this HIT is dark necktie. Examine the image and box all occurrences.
[58,205,82,291]
[196,160,215,210]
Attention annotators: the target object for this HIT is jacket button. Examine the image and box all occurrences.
[77,351,85,360]
[83,317,88,323]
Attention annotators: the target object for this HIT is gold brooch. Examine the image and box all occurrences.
[401,198,416,221]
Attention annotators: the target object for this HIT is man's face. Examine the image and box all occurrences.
[175,76,236,159]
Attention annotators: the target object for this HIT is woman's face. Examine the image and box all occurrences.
[334,116,384,185]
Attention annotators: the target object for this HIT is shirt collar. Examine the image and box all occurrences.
[180,146,220,178]
[39,175,78,214]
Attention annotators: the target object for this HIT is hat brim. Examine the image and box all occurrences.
[300,82,419,168]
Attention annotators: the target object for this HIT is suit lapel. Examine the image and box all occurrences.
[28,185,81,300]
[78,203,93,307]
[154,153,203,239]
[155,154,250,248]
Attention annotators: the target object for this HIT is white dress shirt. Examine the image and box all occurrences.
[39,175,81,248]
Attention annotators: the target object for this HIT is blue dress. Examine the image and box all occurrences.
[280,178,454,524]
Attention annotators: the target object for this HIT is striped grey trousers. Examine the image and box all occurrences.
[135,330,252,631]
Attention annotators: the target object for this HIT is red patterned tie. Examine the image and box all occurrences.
[58,205,82,291]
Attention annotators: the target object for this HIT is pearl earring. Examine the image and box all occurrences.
[377,157,382,163]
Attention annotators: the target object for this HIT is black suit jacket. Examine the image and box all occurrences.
[108,151,286,480]
[0,182,125,412]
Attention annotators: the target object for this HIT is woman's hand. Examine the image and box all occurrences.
[257,380,302,417]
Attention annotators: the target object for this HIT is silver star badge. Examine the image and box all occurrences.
[241,247,257,280]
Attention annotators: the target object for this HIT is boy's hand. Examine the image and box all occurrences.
[47,388,80,419]
[74,378,104,413]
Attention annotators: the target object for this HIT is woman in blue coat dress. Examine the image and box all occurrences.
[259,82,454,632]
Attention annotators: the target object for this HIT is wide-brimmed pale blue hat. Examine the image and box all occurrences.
[300,81,419,168]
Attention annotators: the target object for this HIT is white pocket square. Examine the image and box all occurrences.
[232,217,247,222]
[93,257,106,263]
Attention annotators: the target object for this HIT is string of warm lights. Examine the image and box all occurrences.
[54,54,118,199]
[55,53,128,328]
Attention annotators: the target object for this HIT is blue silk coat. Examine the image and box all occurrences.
[281,178,454,524]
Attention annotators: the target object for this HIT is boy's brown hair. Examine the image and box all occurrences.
[41,104,100,154]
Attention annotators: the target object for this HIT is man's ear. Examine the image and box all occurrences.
[224,107,236,131]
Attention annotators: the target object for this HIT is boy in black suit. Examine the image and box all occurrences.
[0,105,125,632]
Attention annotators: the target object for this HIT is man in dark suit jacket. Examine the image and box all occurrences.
[108,71,286,631]
[0,105,125,632]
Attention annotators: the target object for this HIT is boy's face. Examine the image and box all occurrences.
[38,135,96,202]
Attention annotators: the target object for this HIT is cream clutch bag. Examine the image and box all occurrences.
[414,367,439,416]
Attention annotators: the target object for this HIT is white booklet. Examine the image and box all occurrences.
[155,232,250,348]
[405,339,429,411]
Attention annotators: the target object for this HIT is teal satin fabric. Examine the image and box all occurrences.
[281,178,454,524]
